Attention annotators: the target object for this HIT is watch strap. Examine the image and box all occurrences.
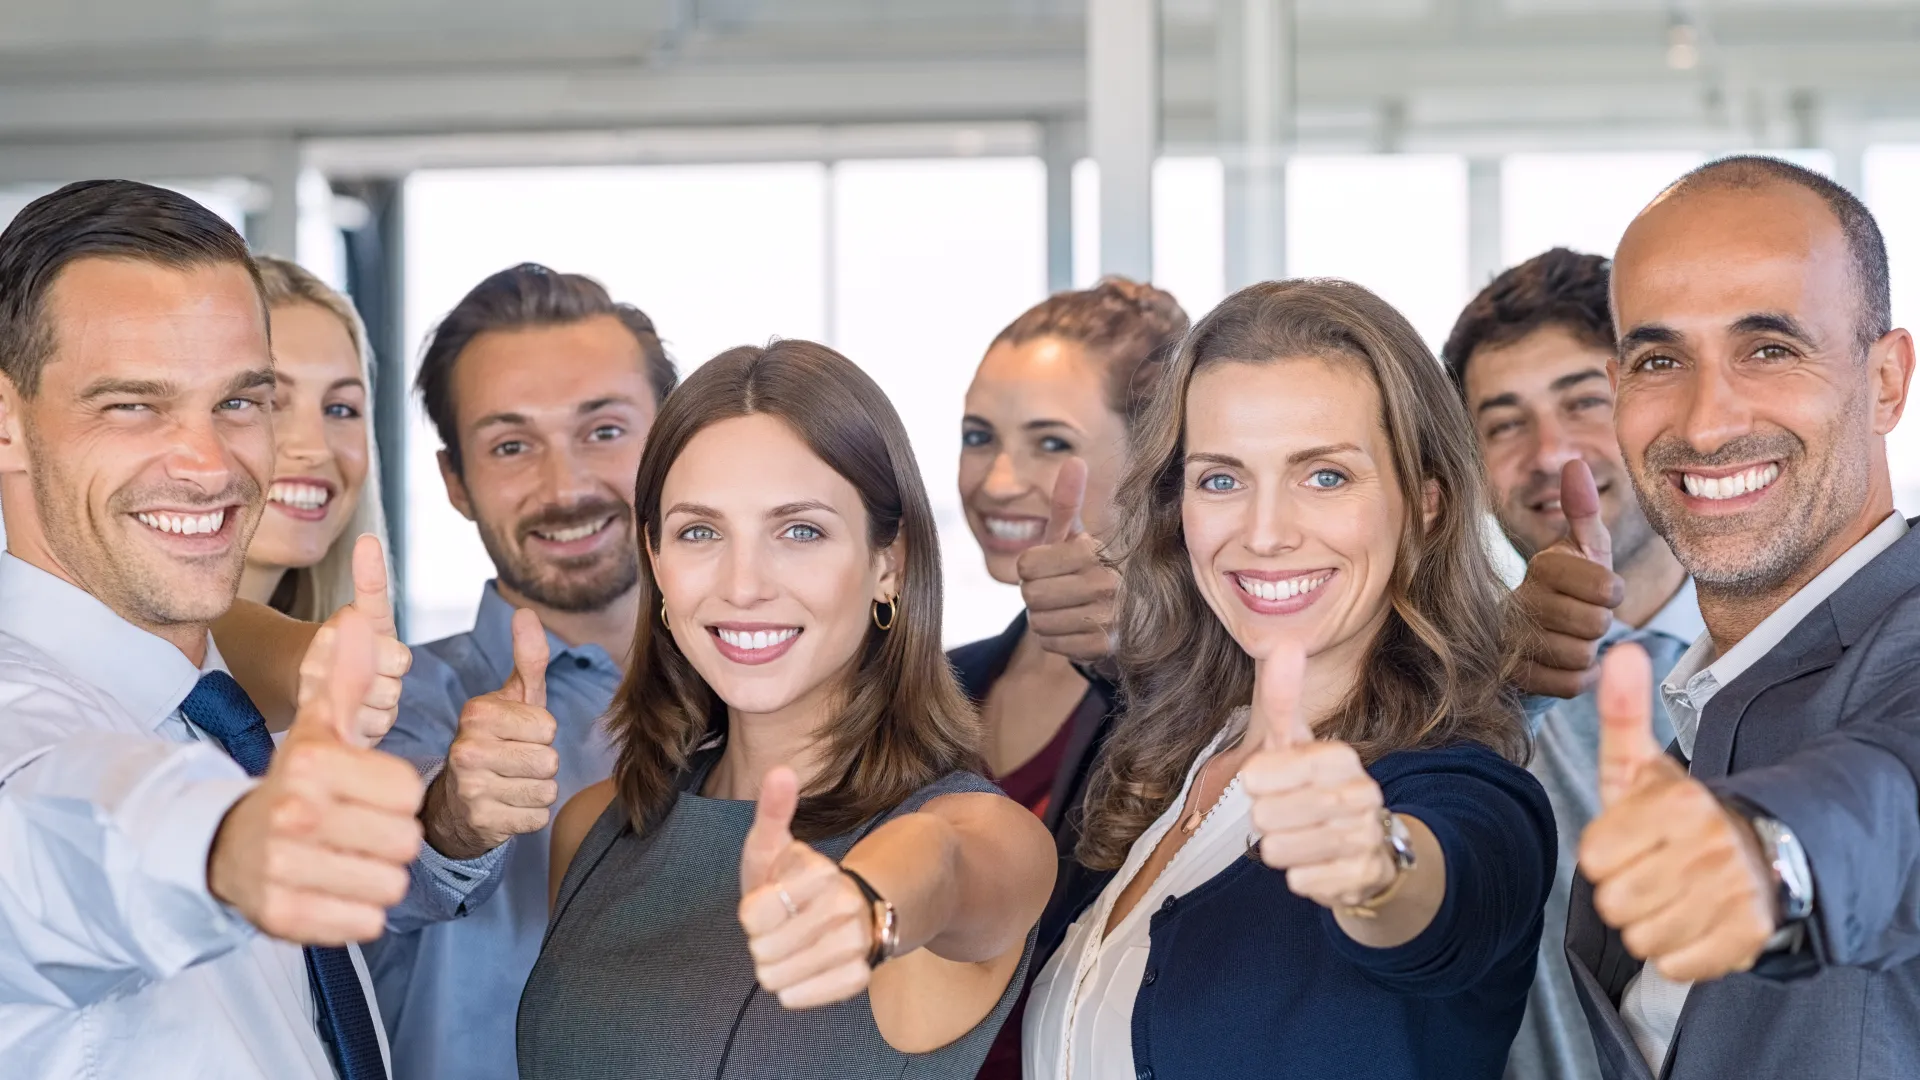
[838,866,898,968]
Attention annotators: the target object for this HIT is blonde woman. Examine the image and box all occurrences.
[238,256,388,619]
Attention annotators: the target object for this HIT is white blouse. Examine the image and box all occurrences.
[1024,715,1252,1080]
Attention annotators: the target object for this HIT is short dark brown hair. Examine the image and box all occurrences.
[414,263,678,474]
[1442,247,1613,396]
[0,179,260,397]
[990,275,1190,422]
[611,340,981,841]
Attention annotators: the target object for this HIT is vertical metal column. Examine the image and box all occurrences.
[1042,119,1078,294]
[1088,0,1159,281]
[245,137,302,258]
[335,178,411,640]
[1467,156,1505,290]
[1219,0,1293,290]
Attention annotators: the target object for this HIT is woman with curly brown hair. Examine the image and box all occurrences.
[1024,279,1555,1080]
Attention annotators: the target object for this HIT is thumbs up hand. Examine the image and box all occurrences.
[1016,458,1120,662]
[1242,642,1398,910]
[1514,460,1630,699]
[1578,644,1779,981]
[738,767,877,1010]
[209,607,428,944]
[297,534,412,749]
[420,607,561,861]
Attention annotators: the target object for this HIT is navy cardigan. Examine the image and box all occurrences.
[1116,743,1555,1080]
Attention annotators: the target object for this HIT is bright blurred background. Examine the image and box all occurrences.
[6,1,1920,644]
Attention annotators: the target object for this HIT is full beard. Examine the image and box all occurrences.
[479,501,640,615]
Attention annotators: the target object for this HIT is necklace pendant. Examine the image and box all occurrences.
[1180,810,1203,835]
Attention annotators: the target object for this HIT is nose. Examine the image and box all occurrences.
[1529,413,1583,478]
[538,440,602,509]
[273,401,330,472]
[1678,357,1755,456]
[979,451,1029,502]
[718,534,777,609]
[166,411,239,497]
[1244,484,1304,558]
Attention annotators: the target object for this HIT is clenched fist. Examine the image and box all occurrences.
[421,607,561,861]
[209,608,427,945]
[1579,643,1778,981]
[738,766,877,1010]
[1243,641,1399,909]
[1015,458,1119,662]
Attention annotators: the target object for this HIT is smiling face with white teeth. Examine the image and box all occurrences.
[651,413,901,724]
[1613,178,1914,613]
[959,336,1127,581]
[0,257,272,657]
[1181,356,1418,687]
[239,299,369,605]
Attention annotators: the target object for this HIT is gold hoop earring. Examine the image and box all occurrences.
[658,598,671,630]
[872,596,898,631]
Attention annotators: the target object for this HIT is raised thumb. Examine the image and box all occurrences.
[1559,459,1613,571]
[502,607,550,707]
[292,607,375,744]
[1596,643,1659,807]
[1253,639,1311,750]
[1043,457,1088,545]
[349,533,397,638]
[741,765,800,893]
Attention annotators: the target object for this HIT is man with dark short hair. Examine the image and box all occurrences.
[0,180,495,1079]
[1561,156,1920,1079]
[367,263,677,1080]
[1444,249,1702,1080]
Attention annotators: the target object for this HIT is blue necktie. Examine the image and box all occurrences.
[182,672,387,1080]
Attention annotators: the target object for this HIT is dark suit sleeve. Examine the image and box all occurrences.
[1710,593,1920,974]
[1323,747,1557,997]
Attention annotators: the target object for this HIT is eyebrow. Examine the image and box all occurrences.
[1619,323,1685,351]
[1187,443,1363,468]
[662,499,843,521]
[471,410,528,431]
[1548,367,1608,393]
[1474,391,1521,416]
[275,370,367,394]
[1729,312,1819,346]
[77,366,274,403]
[579,395,638,414]
[663,501,723,520]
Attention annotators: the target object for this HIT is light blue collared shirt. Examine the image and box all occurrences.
[366,583,622,1080]
[1505,576,1706,1080]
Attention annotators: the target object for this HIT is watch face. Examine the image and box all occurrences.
[1755,817,1814,921]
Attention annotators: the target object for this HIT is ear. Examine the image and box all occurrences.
[437,449,475,521]
[0,374,28,478]
[1870,328,1915,437]
[1420,478,1442,530]
[873,535,906,603]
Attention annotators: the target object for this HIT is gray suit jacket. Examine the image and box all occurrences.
[1567,521,1920,1080]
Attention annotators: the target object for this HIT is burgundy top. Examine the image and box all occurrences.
[993,709,1079,820]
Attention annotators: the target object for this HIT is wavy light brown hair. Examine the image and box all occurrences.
[1078,279,1527,871]
[608,340,982,840]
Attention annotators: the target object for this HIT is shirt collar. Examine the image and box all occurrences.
[0,553,225,730]
[468,580,617,680]
[1661,511,1909,711]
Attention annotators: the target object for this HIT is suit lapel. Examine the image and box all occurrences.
[1688,610,1841,781]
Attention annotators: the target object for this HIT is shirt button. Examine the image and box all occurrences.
[1138,1070,1154,1080]
[1159,895,1177,913]
[1141,969,1157,986]
[574,656,592,670]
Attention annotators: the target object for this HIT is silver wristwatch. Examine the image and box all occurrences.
[1748,813,1815,925]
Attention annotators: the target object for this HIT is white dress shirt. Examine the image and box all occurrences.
[1619,512,1909,1074]
[0,554,409,1079]
[1025,715,1251,1080]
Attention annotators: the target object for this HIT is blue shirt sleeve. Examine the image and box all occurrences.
[1320,744,1557,998]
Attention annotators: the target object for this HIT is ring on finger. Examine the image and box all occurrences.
[777,887,801,919]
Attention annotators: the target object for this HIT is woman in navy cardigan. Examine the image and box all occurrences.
[1024,279,1554,1080]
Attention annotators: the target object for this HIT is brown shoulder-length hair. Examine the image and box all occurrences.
[1078,279,1527,871]
[609,339,982,841]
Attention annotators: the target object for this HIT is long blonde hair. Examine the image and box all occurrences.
[254,255,390,621]
[1077,279,1527,871]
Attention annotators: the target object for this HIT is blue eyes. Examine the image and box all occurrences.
[961,428,991,449]
[961,429,1073,454]
[1198,470,1347,491]
[674,523,825,543]
[1039,435,1073,454]
[323,402,361,420]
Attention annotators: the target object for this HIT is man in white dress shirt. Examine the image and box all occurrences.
[0,180,495,1078]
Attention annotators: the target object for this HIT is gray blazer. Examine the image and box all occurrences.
[1566,521,1920,1080]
